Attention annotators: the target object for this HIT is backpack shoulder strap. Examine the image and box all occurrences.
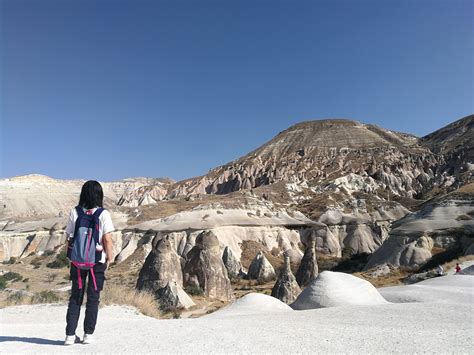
[75,206,84,217]
[92,208,104,246]
[72,206,84,242]
[93,208,104,218]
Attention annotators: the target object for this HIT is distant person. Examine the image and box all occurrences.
[455,263,461,273]
[64,180,114,345]
[436,264,444,276]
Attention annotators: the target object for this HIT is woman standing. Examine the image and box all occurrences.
[64,180,114,345]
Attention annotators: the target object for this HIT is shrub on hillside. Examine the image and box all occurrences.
[46,251,69,269]
[31,257,43,268]
[43,250,55,257]
[184,284,204,296]
[31,290,61,304]
[2,257,17,265]
[3,271,23,282]
[6,292,28,305]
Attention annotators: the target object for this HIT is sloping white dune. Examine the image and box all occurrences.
[291,271,388,310]
[208,293,292,317]
[380,275,474,304]
[1,274,473,353]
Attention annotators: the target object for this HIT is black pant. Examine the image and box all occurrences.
[66,263,106,336]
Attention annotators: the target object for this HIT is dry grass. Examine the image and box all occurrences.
[442,255,474,272]
[101,284,161,318]
[355,268,410,288]
[1,282,161,319]
[0,290,65,308]
[232,279,275,299]
[456,183,474,194]
[240,240,289,272]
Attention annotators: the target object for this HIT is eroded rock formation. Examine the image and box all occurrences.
[271,254,301,304]
[155,281,195,310]
[296,239,319,287]
[222,246,242,279]
[183,231,233,301]
[248,251,276,282]
[136,235,183,292]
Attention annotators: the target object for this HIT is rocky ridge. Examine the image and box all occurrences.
[0,115,472,273]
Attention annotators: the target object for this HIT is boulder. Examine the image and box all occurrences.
[295,239,319,287]
[271,254,301,304]
[222,246,242,279]
[183,231,233,301]
[136,235,183,293]
[248,251,276,282]
[155,281,195,310]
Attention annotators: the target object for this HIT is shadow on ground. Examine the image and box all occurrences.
[0,336,63,346]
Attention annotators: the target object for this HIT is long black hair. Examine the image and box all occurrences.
[79,180,104,209]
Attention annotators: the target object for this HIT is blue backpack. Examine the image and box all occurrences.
[67,206,104,290]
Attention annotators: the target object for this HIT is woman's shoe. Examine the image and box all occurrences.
[64,335,79,345]
[83,333,94,344]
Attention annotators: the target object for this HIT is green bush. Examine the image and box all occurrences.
[2,257,17,265]
[43,250,55,257]
[0,277,6,290]
[3,271,23,282]
[31,290,61,304]
[184,284,204,296]
[46,251,69,269]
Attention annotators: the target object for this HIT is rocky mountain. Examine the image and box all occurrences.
[420,115,473,190]
[166,119,437,198]
[0,115,472,276]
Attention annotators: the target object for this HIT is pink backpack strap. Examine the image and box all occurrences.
[90,268,98,291]
[77,268,83,289]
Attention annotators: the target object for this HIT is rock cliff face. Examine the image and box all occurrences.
[0,175,174,219]
[420,115,473,188]
[365,189,474,269]
[183,231,233,301]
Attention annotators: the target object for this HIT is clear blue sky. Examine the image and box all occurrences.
[1,0,473,181]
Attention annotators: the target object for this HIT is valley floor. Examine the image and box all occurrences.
[1,275,473,354]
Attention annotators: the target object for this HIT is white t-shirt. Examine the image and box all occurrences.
[65,207,115,263]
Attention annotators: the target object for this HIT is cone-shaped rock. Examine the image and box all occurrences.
[248,251,276,282]
[156,281,195,311]
[271,254,301,304]
[136,235,183,292]
[183,231,233,301]
[222,246,242,279]
[296,239,319,287]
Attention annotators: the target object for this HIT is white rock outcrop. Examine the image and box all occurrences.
[290,271,388,310]
[208,292,292,317]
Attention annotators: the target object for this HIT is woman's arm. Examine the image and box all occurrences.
[102,233,114,268]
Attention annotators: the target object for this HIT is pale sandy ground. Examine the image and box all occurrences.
[1,275,473,354]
